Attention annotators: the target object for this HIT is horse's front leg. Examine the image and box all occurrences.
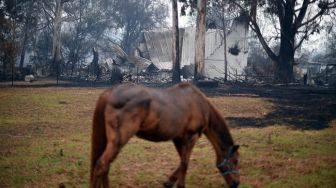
[176,135,198,188]
[163,166,180,188]
[163,137,184,188]
[163,135,199,188]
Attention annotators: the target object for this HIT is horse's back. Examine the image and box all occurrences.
[144,83,210,140]
[104,83,211,141]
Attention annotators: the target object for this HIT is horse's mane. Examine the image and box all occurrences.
[177,83,235,150]
[208,102,234,148]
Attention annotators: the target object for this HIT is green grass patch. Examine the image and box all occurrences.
[0,86,335,187]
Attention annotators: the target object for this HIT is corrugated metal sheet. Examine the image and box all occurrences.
[139,15,249,79]
[143,29,184,70]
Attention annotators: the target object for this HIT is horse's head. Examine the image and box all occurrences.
[217,145,240,188]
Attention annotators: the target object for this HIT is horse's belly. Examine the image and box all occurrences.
[137,113,185,142]
[136,130,174,142]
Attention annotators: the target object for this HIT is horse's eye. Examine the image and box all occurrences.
[233,159,238,165]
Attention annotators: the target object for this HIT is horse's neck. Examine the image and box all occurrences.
[207,103,234,159]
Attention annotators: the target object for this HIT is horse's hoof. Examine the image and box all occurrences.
[163,181,174,188]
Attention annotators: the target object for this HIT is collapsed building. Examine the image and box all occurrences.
[134,13,249,81]
[295,56,336,86]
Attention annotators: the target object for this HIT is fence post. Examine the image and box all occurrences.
[136,66,139,83]
[235,69,237,82]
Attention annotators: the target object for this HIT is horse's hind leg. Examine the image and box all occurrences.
[164,135,199,188]
[92,123,120,188]
[92,114,140,188]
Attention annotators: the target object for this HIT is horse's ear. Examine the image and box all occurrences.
[232,145,239,153]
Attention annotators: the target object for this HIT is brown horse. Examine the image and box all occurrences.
[90,83,240,188]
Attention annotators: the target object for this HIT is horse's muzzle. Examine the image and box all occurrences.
[230,181,239,188]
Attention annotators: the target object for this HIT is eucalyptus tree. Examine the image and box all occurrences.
[61,0,114,76]
[325,16,336,60]
[231,0,336,83]
[0,0,32,81]
[179,0,207,80]
[17,0,41,72]
[172,0,181,83]
[114,0,168,55]
[38,0,69,76]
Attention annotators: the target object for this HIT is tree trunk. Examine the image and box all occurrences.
[19,25,28,72]
[222,0,228,81]
[51,0,63,76]
[274,4,295,84]
[19,2,33,72]
[194,0,206,81]
[275,36,295,83]
[92,48,100,81]
[172,0,181,83]
[274,56,294,83]
[11,19,16,85]
[223,23,228,81]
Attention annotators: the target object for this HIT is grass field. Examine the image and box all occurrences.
[0,83,335,187]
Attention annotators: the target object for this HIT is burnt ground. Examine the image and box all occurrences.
[202,83,336,130]
[1,79,336,130]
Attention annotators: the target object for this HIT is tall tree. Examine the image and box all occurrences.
[115,0,168,54]
[325,15,336,59]
[0,0,25,80]
[232,0,336,83]
[51,0,64,77]
[172,0,181,83]
[18,0,40,72]
[194,0,207,80]
[221,1,228,81]
[61,0,111,76]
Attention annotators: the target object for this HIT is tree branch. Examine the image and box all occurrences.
[275,0,284,26]
[232,0,278,61]
[296,0,336,29]
[294,0,311,30]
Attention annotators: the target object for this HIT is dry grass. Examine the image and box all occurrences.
[0,84,335,187]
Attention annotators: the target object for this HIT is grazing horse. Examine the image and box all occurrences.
[90,83,240,188]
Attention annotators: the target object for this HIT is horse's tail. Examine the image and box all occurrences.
[90,91,109,183]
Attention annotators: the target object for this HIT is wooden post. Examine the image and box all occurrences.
[235,69,238,82]
[136,66,139,83]
[11,0,17,87]
[57,59,59,85]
